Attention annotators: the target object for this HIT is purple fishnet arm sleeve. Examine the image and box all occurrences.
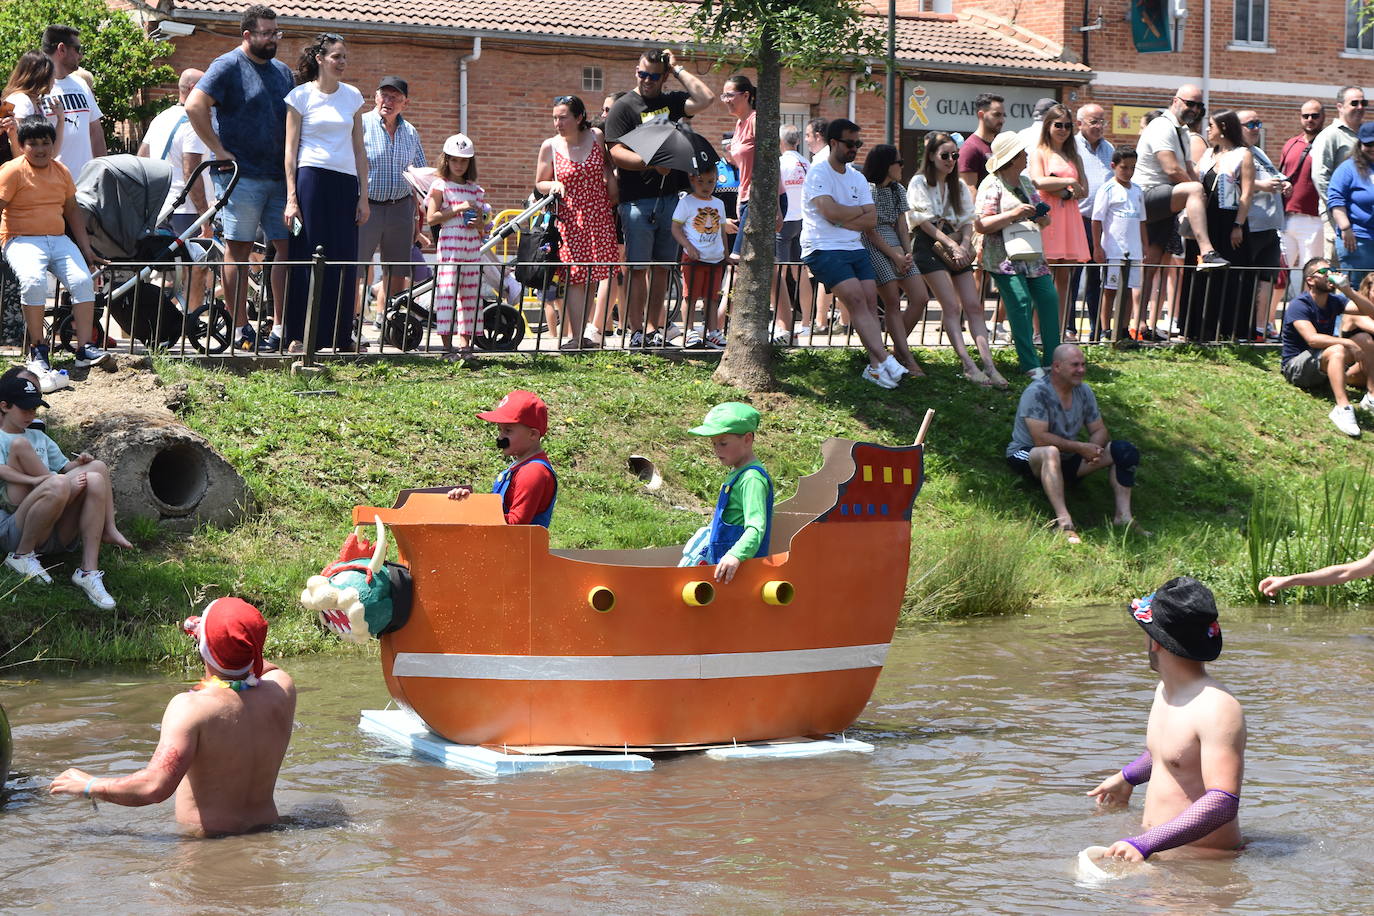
[1121,750,1153,786]
[1123,789,1240,859]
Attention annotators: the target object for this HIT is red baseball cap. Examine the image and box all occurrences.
[476,389,548,435]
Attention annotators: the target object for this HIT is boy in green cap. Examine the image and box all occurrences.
[680,402,774,583]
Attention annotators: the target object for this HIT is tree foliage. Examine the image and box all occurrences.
[0,0,175,148]
[682,0,884,392]
[685,0,884,79]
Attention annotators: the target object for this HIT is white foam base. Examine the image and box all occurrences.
[358,709,654,776]
[705,735,874,759]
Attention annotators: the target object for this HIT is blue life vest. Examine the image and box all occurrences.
[492,456,557,528]
[706,464,773,564]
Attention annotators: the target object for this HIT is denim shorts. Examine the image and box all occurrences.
[775,220,802,262]
[731,200,750,257]
[802,247,875,291]
[619,195,680,264]
[3,235,94,305]
[212,172,289,243]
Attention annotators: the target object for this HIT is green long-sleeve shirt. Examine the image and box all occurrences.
[721,466,772,560]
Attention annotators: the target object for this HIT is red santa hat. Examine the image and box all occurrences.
[185,597,267,684]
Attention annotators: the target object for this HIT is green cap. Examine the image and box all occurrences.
[689,402,760,436]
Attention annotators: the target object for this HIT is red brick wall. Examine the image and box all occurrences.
[159,26,896,209]
[953,0,1071,48]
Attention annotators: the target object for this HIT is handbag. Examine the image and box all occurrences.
[1003,219,1044,260]
[930,218,967,270]
[999,176,1043,260]
[514,195,561,289]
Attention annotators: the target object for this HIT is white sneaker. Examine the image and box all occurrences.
[71,568,116,609]
[39,369,71,393]
[861,364,897,389]
[5,551,51,584]
[879,355,909,386]
[74,344,114,369]
[1331,404,1362,438]
[991,323,1007,344]
[771,328,792,345]
[705,329,727,349]
[683,329,704,349]
[1360,392,1374,412]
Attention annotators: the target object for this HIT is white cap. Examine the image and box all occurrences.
[443,133,475,158]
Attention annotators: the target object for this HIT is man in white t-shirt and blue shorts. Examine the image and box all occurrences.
[40,26,105,179]
[800,118,912,390]
[773,122,809,344]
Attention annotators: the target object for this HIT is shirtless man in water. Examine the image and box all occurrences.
[1087,576,1246,860]
[50,598,296,836]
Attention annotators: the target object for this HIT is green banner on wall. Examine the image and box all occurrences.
[1131,0,1173,53]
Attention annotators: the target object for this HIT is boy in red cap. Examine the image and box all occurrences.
[49,598,297,836]
[448,389,558,527]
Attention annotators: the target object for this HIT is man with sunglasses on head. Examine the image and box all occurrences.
[604,49,714,348]
[1280,101,1326,290]
[185,4,295,352]
[40,26,105,178]
[1135,85,1228,311]
[1073,103,1114,339]
[1312,86,1366,264]
[1278,257,1374,437]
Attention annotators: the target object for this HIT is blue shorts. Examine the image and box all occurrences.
[619,196,680,265]
[802,247,875,292]
[731,200,749,257]
[212,172,288,243]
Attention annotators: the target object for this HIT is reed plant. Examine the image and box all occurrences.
[1246,462,1374,605]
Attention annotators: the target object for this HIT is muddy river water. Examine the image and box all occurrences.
[2,605,1369,913]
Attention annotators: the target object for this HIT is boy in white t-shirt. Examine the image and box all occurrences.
[672,169,737,348]
[1091,147,1149,343]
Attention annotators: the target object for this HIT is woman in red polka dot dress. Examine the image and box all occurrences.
[535,95,619,349]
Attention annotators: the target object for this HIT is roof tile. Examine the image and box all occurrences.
[173,0,1090,76]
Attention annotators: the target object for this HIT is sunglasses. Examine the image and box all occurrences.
[1243,120,1263,130]
[554,95,574,105]
[838,138,863,149]
[1301,112,1324,119]
[636,70,664,81]
[1349,99,1369,108]
[1177,98,1205,109]
[1051,121,1073,130]
[937,151,958,160]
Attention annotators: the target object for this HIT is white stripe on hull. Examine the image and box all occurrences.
[392,643,890,681]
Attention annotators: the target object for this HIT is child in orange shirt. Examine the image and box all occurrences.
[0,115,111,385]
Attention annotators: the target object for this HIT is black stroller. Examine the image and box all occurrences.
[73,155,240,354]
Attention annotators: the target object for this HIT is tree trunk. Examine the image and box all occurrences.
[716,25,780,392]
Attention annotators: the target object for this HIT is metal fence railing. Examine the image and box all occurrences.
[0,252,1317,364]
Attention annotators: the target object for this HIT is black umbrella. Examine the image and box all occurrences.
[616,122,720,174]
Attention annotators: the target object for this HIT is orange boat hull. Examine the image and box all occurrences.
[356,439,923,747]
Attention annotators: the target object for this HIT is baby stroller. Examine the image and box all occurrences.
[73,155,240,354]
[380,168,544,352]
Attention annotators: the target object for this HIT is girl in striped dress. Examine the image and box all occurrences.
[426,134,488,359]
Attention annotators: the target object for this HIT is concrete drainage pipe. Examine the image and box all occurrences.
[80,416,253,532]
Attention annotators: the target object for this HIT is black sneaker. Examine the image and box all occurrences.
[1197,251,1229,270]
[645,329,665,347]
[236,325,257,351]
[262,331,282,353]
[26,345,52,375]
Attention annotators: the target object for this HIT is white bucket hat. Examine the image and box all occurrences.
[443,133,476,158]
[984,131,1026,174]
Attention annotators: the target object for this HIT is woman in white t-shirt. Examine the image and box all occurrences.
[282,33,369,352]
[2,51,63,159]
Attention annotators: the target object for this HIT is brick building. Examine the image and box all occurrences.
[130,0,1374,206]
[146,0,1088,208]
[943,0,1374,157]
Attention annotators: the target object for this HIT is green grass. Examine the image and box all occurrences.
[4,344,1373,669]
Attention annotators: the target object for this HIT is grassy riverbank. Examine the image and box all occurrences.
[3,344,1373,669]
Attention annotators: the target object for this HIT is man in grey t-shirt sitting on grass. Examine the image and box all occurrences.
[1005,344,1142,543]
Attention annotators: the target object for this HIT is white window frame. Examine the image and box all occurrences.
[779,103,809,132]
[1346,0,1374,55]
[1230,0,1268,48]
[581,66,604,94]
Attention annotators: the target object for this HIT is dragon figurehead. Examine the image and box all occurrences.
[301,517,412,644]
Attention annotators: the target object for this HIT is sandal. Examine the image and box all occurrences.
[1056,522,1082,545]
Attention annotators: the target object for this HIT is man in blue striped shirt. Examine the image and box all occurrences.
[358,76,427,319]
